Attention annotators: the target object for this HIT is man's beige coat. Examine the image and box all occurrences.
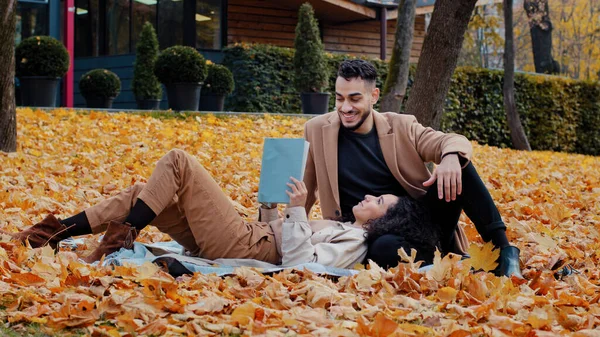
[303,110,472,254]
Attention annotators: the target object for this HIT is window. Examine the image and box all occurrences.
[106,0,131,55]
[132,0,157,48]
[16,1,49,45]
[73,0,224,57]
[158,0,183,48]
[74,0,98,57]
[196,0,222,50]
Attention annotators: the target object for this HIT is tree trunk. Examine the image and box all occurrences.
[0,0,17,152]
[524,0,559,74]
[404,0,478,129]
[503,0,531,151]
[380,0,416,113]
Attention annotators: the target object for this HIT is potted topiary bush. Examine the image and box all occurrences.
[154,45,207,111]
[79,69,121,109]
[293,3,329,114]
[132,22,162,110]
[15,36,70,107]
[199,62,234,111]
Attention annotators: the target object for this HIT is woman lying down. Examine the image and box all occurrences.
[2,149,439,269]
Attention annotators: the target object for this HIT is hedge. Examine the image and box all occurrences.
[222,44,388,114]
[221,43,600,156]
[442,68,598,154]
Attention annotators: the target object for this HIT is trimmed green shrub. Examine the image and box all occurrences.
[441,68,514,149]
[439,68,588,154]
[203,63,235,95]
[575,82,600,154]
[222,43,600,156]
[222,43,298,113]
[154,46,207,85]
[79,69,121,99]
[132,22,162,100]
[15,36,70,78]
[293,3,328,93]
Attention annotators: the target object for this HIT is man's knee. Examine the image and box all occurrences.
[125,182,146,198]
[166,148,187,160]
[162,149,197,169]
[122,182,147,208]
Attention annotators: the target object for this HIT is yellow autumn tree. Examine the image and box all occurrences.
[461,0,600,81]
[459,2,505,69]
[514,0,600,80]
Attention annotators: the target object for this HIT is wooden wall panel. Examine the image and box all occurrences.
[323,15,426,61]
[227,0,426,62]
[227,0,298,48]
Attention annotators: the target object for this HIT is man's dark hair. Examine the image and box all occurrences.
[337,59,377,86]
[364,196,441,264]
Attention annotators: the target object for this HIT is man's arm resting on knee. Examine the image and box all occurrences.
[408,118,472,167]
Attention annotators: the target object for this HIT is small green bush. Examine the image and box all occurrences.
[203,63,235,95]
[154,46,207,85]
[15,36,70,78]
[132,22,162,100]
[293,3,328,93]
[79,69,121,99]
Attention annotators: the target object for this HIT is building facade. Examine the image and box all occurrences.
[15,0,433,109]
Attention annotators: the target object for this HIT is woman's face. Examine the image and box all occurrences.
[352,194,399,224]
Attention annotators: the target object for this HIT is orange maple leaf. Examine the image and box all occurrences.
[467,242,500,272]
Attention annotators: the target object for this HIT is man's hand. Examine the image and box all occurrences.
[423,154,462,202]
[286,177,308,208]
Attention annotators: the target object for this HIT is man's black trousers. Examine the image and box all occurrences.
[366,162,508,268]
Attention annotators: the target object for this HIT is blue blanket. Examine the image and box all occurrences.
[63,239,361,277]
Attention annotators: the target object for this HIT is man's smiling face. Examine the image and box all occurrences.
[335,76,379,134]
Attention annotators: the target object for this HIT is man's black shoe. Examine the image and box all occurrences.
[494,245,523,278]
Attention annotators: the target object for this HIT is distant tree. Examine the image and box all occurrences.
[523,0,560,74]
[503,0,531,151]
[0,0,17,152]
[459,3,504,69]
[380,0,416,113]
[404,0,478,129]
[547,0,599,80]
[496,0,600,81]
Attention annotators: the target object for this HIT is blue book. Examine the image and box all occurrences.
[258,138,310,204]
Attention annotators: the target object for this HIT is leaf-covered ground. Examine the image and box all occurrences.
[1,108,599,336]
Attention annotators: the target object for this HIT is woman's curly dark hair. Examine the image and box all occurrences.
[364,196,441,257]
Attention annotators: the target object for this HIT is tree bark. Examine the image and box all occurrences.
[404,0,478,129]
[0,0,17,152]
[380,0,416,113]
[503,0,531,151]
[524,0,559,74]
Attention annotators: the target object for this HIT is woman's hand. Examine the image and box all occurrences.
[286,177,307,208]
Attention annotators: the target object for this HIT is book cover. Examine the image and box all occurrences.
[258,138,310,204]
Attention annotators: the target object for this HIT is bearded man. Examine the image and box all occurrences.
[301,59,521,277]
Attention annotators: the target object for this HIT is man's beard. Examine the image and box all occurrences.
[340,108,371,132]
